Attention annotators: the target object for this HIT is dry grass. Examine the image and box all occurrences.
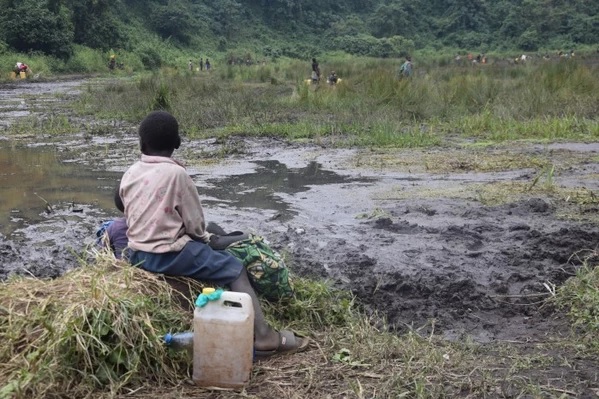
[0,251,203,399]
[105,319,599,399]
[350,146,598,174]
[1,250,598,398]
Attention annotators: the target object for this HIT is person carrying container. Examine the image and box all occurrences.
[311,58,321,83]
[327,71,339,84]
[109,55,116,70]
[13,62,31,78]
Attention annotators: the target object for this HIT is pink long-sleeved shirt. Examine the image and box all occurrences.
[120,154,211,253]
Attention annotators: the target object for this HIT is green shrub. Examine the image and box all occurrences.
[137,46,162,70]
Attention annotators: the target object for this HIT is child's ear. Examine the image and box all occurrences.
[175,135,181,149]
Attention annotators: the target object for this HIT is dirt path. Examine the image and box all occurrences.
[1,78,599,346]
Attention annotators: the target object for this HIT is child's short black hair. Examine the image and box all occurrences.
[114,187,124,213]
[138,111,181,153]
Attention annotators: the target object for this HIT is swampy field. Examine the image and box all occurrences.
[1,57,599,398]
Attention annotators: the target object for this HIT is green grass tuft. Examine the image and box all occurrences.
[555,259,599,349]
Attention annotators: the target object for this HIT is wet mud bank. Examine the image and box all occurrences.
[297,199,599,341]
[1,78,599,345]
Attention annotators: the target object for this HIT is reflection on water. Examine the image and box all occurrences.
[202,160,372,221]
[0,145,371,235]
[0,144,121,236]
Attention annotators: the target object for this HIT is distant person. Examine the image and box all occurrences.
[14,62,30,74]
[327,71,338,84]
[311,71,319,84]
[205,59,211,70]
[199,58,204,71]
[108,55,116,70]
[188,59,193,71]
[311,58,321,82]
[398,56,413,78]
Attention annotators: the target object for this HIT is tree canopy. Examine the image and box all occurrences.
[0,0,596,60]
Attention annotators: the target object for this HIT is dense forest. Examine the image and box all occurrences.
[0,0,597,65]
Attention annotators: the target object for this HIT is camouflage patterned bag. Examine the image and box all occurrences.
[225,234,294,301]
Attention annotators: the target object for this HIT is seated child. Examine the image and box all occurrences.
[119,110,306,357]
[98,187,244,259]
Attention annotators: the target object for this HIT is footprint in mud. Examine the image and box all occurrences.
[343,252,377,280]
[372,217,422,234]
[504,198,551,215]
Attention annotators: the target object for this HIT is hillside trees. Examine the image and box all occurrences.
[0,0,74,58]
[150,0,196,44]
[0,0,596,62]
[66,0,124,49]
[369,1,430,41]
[209,0,242,40]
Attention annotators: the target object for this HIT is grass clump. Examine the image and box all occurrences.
[555,258,599,349]
[264,277,355,335]
[0,253,201,398]
[3,114,76,136]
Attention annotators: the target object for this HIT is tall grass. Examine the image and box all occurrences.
[73,56,599,147]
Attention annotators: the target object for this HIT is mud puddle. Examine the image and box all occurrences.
[2,78,599,347]
[0,145,122,235]
[202,160,374,221]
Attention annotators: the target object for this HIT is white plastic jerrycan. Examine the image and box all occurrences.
[193,288,255,388]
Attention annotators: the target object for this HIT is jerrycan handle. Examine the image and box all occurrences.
[195,288,253,312]
[219,291,253,312]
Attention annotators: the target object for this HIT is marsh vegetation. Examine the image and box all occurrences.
[1,57,599,398]
[74,57,599,147]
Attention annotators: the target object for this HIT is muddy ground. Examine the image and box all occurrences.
[1,77,599,348]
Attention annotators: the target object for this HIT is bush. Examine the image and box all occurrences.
[1,0,74,59]
[556,262,599,349]
[63,46,106,73]
[332,35,403,58]
[137,46,162,70]
[518,29,540,51]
